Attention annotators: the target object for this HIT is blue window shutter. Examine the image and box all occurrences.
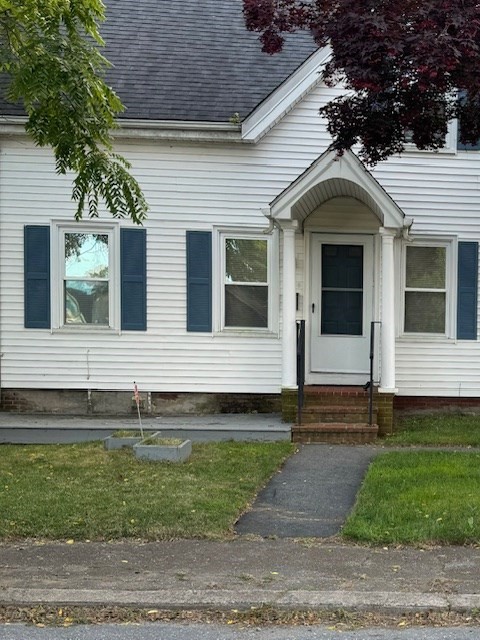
[186,231,212,332]
[121,228,147,331]
[24,226,50,329]
[457,241,478,340]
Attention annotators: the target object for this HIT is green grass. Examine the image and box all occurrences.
[343,450,480,544]
[140,437,183,446]
[0,441,293,541]
[112,430,143,438]
[385,414,480,447]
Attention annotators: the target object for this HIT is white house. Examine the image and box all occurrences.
[1,0,479,436]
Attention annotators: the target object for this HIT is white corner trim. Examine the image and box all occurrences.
[241,46,331,143]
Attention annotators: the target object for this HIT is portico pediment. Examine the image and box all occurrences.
[270,148,407,230]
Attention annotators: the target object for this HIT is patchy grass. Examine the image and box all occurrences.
[0,441,293,541]
[385,415,480,447]
[343,450,480,544]
[140,436,183,446]
[111,430,144,438]
[1,604,479,630]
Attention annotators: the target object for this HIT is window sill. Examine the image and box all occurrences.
[214,328,279,339]
[52,325,120,335]
[401,146,457,156]
[397,334,454,342]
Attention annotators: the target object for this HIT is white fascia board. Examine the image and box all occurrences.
[0,115,244,143]
[241,46,331,143]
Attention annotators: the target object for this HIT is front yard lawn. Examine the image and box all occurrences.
[385,414,480,447]
[343,450,480,545]
[0,441,293,541]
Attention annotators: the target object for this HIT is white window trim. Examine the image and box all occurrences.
[399,235,457,340]
[51,221,120,332]
[403,120,457,155]
[213,227,278,336]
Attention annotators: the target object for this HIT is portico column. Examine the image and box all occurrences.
[379,227,397,392]
[280,220,298,388]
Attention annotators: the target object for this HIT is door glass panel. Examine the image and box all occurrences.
[321,244,363,336]
[321,291,363,335]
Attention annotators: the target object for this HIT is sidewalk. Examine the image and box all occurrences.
[1,538,479,613]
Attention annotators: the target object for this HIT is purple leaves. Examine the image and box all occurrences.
[244,0,480,163]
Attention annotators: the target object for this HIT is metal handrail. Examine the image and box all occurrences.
[296,319,379,426]
[296,320,306,425]
[367,321,382,426]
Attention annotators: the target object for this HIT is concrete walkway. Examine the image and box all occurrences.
[236,444,377,538]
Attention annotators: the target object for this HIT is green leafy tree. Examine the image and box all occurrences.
[1,0,147,223]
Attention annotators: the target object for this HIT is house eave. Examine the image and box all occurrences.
[0,116,245,143]
[116,119,244,142]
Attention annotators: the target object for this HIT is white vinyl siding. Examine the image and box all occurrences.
[2,79,480,397]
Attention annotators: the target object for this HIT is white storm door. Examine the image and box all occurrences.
[310,234,374,379]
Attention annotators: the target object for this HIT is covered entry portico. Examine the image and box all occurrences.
[267,149,412,417]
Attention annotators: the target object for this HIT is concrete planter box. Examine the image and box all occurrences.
[134,437,192,462]
[103,433,144,450]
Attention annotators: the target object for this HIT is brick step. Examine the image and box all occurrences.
[303,387,374,408]
[300,405,377,424]
[303,395,373,408]
[304,385,370,396]
[292,422,378,444]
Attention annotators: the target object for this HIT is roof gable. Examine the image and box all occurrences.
[242,47,330,142]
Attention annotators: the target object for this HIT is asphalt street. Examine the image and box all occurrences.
[1,623,480,640]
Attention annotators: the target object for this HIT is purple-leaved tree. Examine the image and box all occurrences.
[244,0,480,163]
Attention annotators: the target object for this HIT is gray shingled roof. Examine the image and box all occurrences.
[0,0,317,122]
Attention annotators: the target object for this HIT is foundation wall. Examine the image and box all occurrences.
[0,389,281,416]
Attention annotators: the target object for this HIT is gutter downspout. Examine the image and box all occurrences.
[261,207,282,234]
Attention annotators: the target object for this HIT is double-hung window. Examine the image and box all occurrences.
[57,225,117,329]
[219,233,273,331]
[403,242,450,335]
[63,231,112,326]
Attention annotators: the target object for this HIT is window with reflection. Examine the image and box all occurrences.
[64,233,110,325]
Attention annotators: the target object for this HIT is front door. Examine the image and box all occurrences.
[309,234,374,385]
